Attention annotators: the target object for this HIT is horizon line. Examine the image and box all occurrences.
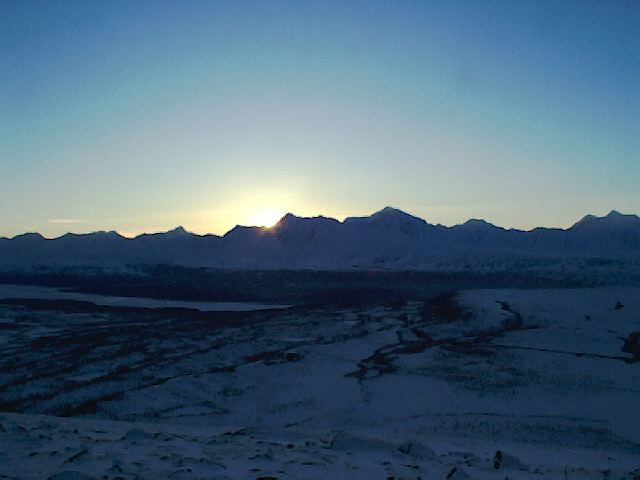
[3,206,638,241]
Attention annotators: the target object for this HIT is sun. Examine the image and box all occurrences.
[247,208,284,228]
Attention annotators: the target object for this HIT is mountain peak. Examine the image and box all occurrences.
[97,230,123,238]
[11,232,46,241]
[274,213,340,229]
[604,210,640,225]
[380,206,402,213]
[460,218,498,229]
[166,226,190,235]
[276,213,301,226]
[372,206,410,217]
[572,211,639,229]
[342,206,429,236]
[371,206,428,225]
[223,224,268,238]
[352,206,419,222]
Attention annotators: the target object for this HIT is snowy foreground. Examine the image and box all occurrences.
[1,287,639,479]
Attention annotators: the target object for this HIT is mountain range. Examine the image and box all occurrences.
[1,207,639,270]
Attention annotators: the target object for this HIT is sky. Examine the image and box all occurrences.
[1,0,638,238]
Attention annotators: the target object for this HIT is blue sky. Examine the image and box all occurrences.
[1,0,638,237]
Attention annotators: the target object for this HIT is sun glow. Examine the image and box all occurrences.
[247,208,284,228]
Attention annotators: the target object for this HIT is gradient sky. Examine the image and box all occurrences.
[1,0,638,237]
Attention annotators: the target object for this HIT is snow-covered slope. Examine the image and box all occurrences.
[1,287,639,478]
[1,208,639,270]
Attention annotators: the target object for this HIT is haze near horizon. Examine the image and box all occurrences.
[4,206,639,240]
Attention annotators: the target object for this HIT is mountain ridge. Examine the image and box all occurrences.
[5,207,639,240]
[1,207,638,270]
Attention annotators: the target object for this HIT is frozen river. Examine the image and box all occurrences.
[0,283,291,311]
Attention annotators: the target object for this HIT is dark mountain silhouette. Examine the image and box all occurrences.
[1,208,638,270]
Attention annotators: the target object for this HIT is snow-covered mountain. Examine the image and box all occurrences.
[1,208,639,270]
